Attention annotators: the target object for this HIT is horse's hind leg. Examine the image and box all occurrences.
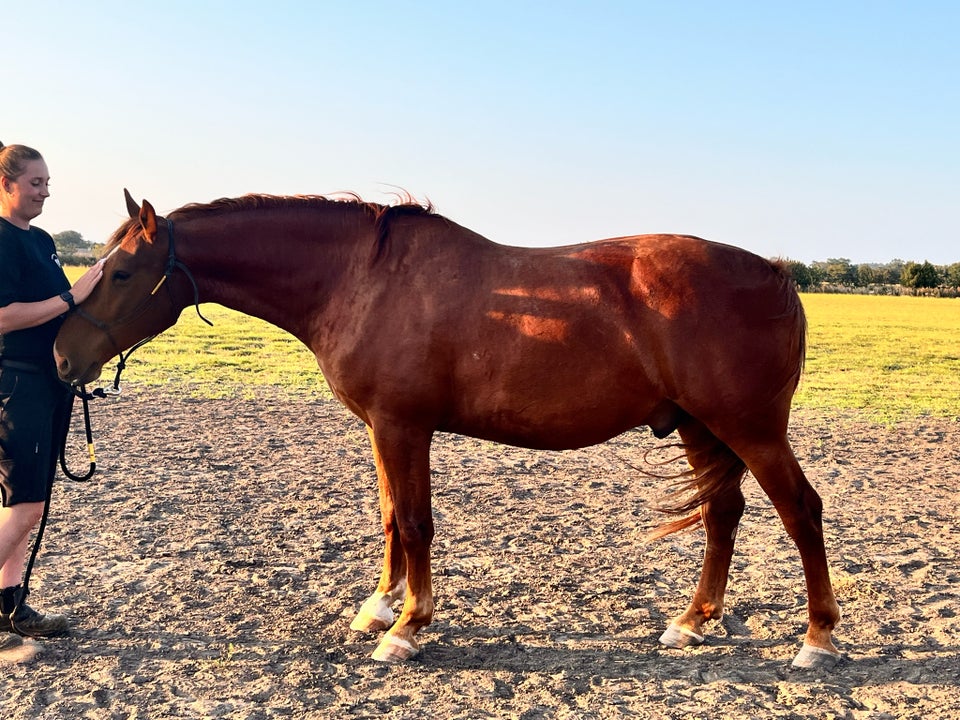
[732,435,841,667]
[659,419,747,649]
[350,426,409,633]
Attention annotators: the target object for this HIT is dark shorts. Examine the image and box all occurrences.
[0,363,73,506]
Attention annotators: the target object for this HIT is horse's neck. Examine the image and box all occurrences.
[180,209,371,342]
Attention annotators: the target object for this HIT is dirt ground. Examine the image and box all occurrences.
[1,386,957,719]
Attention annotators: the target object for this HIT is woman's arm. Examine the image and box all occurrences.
[0,260,105,334]
[0,295,74,333]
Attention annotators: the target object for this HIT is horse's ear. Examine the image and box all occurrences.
[139,199,158,241]
[123,188,139,219]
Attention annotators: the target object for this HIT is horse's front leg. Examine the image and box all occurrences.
[350,426,409,633]
[361,423,435,663]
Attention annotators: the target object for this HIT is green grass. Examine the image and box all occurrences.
[115,305,328,399]
[795,294,960,423]
[66,269,960,419]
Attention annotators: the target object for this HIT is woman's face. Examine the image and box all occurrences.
[0,158,50,227]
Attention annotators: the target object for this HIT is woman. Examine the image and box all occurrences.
[0,142,105,652]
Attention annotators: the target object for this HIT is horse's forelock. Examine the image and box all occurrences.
[99,217,139,258]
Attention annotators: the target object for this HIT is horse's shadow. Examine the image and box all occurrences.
[29,614,960,696]
[412,620,960,689]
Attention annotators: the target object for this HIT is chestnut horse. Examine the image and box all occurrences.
[53,190,840,668]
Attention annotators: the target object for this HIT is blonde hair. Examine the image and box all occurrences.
[0,142,44,182]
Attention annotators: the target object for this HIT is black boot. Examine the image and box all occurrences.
[0,585,68,637]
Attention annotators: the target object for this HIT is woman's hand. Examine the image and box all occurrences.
[70,259,106,304]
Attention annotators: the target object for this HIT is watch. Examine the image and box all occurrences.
[60,291,76,310]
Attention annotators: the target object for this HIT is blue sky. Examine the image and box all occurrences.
[6,1,958,264]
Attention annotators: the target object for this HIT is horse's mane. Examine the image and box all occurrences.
[104,193,439,261]
[174,193,437,262]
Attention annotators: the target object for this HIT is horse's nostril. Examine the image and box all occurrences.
[55,353,71,379]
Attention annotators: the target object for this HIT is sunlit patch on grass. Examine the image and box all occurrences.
[795,294,960,423]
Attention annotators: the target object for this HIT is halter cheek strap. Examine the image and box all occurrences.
[155,219,212,325]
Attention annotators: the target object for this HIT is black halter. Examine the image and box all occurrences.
[71,217,212,396]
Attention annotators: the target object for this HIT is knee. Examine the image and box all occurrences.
[397,517,434,549]
[6,502,45,531]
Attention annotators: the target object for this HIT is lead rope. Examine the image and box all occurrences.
[14,339,155,627]
[11,388,87,631]
[14,218,212,627]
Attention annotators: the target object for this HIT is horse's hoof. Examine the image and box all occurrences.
[659,623,705,649]
[349,595,395,632]
[791,642,841,669]
[350,613,392,633]
[371,634,420,663]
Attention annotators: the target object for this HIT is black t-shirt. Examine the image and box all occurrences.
[0,216,71,365]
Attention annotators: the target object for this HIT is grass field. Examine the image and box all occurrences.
[64,268,959,422]
[796,294,960,422]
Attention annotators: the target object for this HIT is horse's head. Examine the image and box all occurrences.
[54,189,184,385]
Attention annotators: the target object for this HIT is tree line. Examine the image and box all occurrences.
[53,231,104,266]
[784,258,960,295]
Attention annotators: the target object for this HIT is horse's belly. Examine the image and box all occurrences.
[445,380,661,451]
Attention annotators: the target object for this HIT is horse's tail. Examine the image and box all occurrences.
[769,257,808,392]
[644,437,747,541]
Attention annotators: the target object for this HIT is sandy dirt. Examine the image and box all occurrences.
[1,387,957,719]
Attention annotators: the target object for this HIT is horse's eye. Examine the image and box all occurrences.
[112,270,131,282]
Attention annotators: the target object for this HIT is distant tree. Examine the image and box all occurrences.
[813,258,856,285]
[900,262,919,287]
[52,230,88,251]
[901,261,940,288]
[807,263,827,285]
[855,264,879,286]
[880,259,905,285]
[52,230,96,266]
[783,260,814,289]
[946,263,960,287]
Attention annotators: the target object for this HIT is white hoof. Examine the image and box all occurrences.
[371,634,420,663]
[791,642,841,669]
[350,593,395,632]
[659,623,705,649]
